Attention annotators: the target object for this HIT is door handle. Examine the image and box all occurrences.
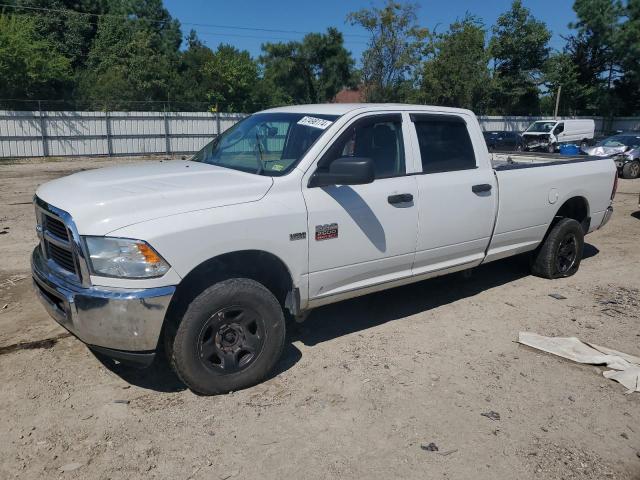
[472,184,492,194]
[388,193,413,204]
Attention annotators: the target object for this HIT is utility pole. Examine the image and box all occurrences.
[554,85,562,118]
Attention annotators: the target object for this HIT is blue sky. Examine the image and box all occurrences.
[163,0,578,60]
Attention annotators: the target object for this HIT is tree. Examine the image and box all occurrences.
[489,0,551,114]
[614,0,640,114]
[78,15,179,110]
[10,0,109,69]
[565,0,624,115]
[0,14,72,107]
[416,14,490,111]
[260,28,355,104]
[202,44,260,112]
[347,1,428,102]
[174,31,216,108]
[543,52,591,115]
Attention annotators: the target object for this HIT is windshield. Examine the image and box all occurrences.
[191,112,339,176]
[526,121,557,133]
[596,135,640,148]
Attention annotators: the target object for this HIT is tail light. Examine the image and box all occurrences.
[611,173,618,200]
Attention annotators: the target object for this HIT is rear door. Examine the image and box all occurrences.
[408,113,497,275]
[303,113,419,301]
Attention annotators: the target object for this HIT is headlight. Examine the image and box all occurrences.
[83,237,170,278]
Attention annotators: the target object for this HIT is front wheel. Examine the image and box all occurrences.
[531,218,585,279]
[547,143,556,153]
[622,161,640,179]
[170,278,286,395]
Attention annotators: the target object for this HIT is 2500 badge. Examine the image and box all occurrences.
[315,223,338,241]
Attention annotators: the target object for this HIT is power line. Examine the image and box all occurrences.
[195,30,368,45]
[0,3,370,39]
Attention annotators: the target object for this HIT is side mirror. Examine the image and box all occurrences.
[309,157,375,188]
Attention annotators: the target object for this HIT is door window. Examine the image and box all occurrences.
[411,114,476,173]
[553,123,564,135]
[319,114,405,179]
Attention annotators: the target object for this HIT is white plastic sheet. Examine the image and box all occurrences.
[518,332,640,394]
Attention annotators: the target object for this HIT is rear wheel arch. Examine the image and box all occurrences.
[553,196,590,234]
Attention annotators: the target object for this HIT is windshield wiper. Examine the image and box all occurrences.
[255,132,265,175]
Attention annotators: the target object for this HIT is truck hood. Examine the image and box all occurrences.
[36,160,273,235]
[522,132,550,137]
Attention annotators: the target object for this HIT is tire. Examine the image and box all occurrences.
[170,278,286,395]
[515,144,523,152]
[580,139,589,149]
[622,161,640,179]
[531,218,584,279]
[547,143,556,153]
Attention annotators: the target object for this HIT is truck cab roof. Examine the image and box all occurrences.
[261,103,474,117]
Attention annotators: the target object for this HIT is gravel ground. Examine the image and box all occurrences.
[0,156,639,479]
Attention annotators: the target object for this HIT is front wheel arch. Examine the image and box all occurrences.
[162,250,294,343]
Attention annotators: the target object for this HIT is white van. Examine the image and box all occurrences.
[522,119,595,152]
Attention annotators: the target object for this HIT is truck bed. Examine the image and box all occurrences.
[491,151,593,171]
[484,150,615,264]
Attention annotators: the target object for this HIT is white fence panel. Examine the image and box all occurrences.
[0,110,249,157]
[1,110,638,158]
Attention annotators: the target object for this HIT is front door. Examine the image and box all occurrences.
[303,113,419,301]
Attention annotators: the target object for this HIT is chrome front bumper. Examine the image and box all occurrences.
[31,247,175,352]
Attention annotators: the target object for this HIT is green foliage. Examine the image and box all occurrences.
[201,45,259,112]
[0,0,639,115]
[614,0,640,114]
[0,14,72,104]
[416,14,490,111]
[174,31,216,107]
[78,15,179,109]
[565,0,624,115]
[348,0,428,102]
[542,53,592,115]
[260,28,355,104]
[489,0,552,114]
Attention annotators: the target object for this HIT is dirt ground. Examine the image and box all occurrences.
[0,156,639,480]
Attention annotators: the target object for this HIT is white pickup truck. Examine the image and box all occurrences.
[31,104,617,394]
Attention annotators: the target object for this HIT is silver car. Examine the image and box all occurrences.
[583,133,640,179]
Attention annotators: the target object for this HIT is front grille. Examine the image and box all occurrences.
[44,215,69,241]
[47,242,76,273]
[35,198,84,281]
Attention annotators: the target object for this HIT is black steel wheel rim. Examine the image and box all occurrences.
[197,305,265,373]
[556,233,578,273]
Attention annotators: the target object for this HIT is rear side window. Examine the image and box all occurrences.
[411,114,476,174]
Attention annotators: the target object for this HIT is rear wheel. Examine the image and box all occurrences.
[170,278,285,395]
[622,161,640,179]
[531,218,584,279]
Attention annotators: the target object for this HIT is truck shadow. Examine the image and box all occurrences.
[97,244,599,393]
[291,244,598,348]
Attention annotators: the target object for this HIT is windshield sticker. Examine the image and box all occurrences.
[271,163,285,171]
[297,116,333,130]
